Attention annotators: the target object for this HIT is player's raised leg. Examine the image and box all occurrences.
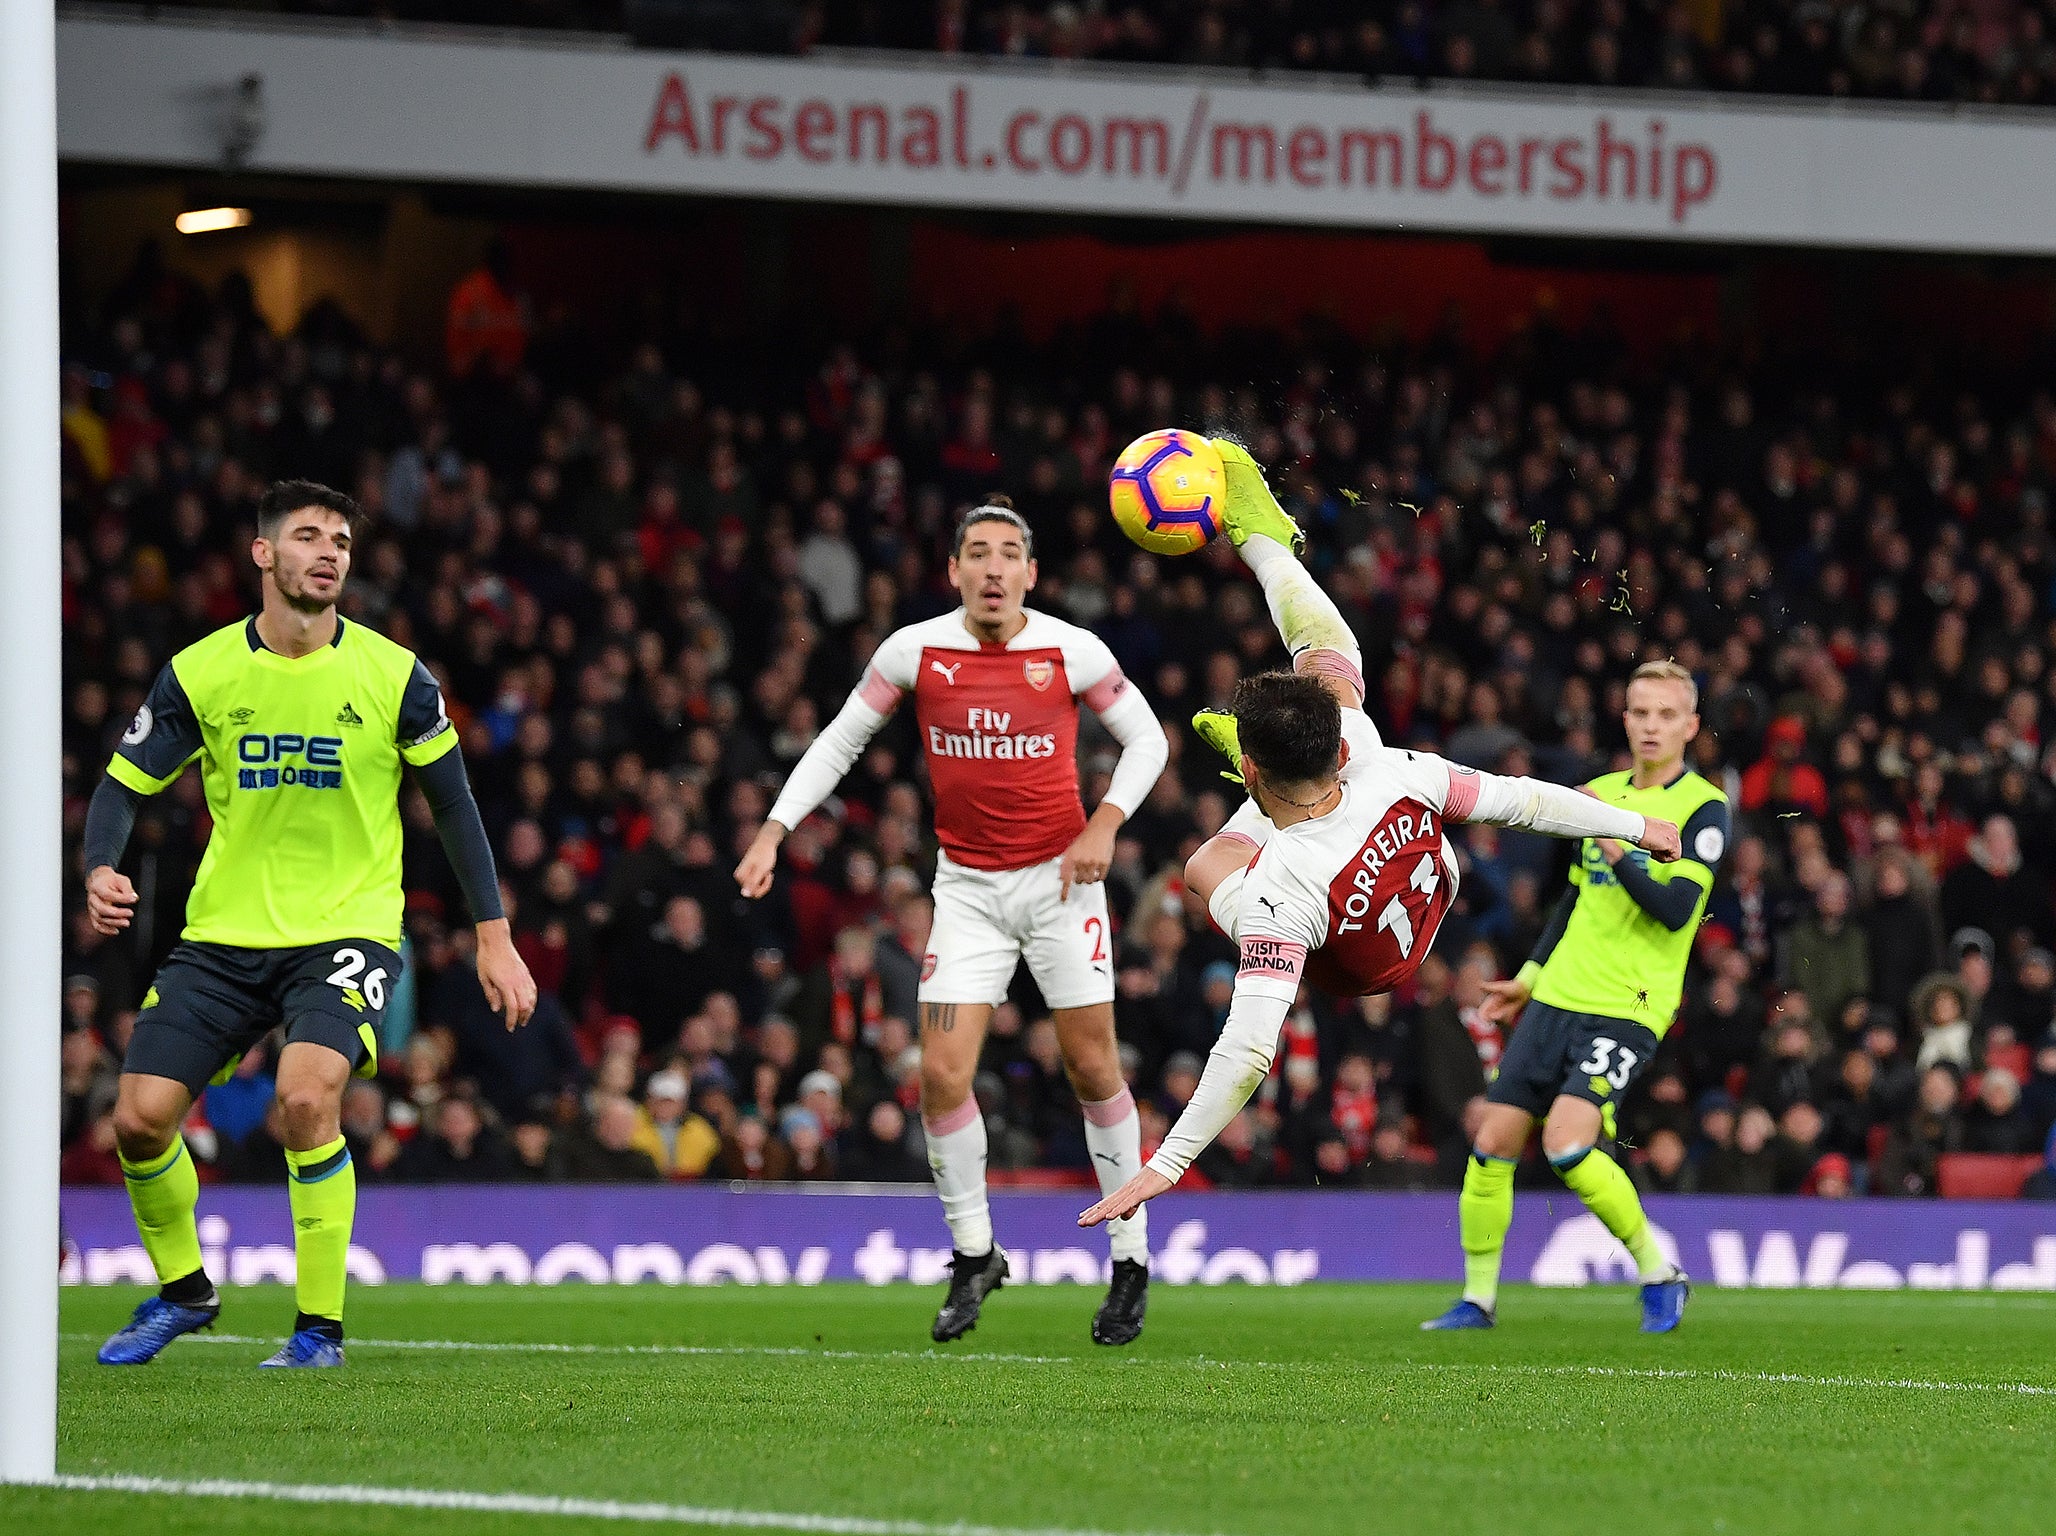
[262,1038,355,1367]
[1211,437,1365,701]
[1052,1001,1149,1344]
[1423,1101,1529,1330]
[1184,429,1365,919]
[919,998,1008,1340]
[1541,1095,1688,1332]
[98,1072,219,1364]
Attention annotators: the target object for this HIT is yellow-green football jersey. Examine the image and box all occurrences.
[1529,767,1728,1037]
[107,616,457,950]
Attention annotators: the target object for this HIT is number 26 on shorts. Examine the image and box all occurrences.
[326,946,388,1011]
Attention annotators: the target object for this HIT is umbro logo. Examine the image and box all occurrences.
[227,707,255,726]
[930,659,962,685]
[335,701,364,727]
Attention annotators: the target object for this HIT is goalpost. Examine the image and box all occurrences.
[0,0,64,1485]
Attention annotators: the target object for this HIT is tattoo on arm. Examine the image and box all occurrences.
[920,1002,958,1035]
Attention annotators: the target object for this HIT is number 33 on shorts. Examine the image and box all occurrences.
[1576,1035,1639,1092]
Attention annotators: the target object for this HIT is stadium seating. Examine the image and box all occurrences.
[1937,1154,2044,1200]
[54,221,2056,1197]
[142,0,2056,106]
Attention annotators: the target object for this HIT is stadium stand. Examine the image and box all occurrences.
[1936,1150,2044,1198]
[54,227,2056,1199]
[137,0,2056,106]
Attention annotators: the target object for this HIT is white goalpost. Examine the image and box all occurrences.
[0,0,64,1485]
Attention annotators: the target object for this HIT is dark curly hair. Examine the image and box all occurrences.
[1233,670,1342,787]
[256,478,360,541]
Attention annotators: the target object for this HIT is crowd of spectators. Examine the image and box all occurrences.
[55,232,2056,1200]
[153,0,2056,108]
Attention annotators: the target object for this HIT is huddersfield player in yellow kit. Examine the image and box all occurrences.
[1423,660,1726,1334]
[84,480,536,1367]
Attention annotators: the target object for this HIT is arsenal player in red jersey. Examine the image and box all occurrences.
[736,498,1169,1345]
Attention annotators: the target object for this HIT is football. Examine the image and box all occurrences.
[1108,428,1225,555]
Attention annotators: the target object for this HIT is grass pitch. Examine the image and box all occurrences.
[12,1281,2056,1536]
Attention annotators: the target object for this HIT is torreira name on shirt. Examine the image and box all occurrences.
[1335,807,1442,935]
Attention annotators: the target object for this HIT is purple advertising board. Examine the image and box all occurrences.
[59,1185,2056,1292]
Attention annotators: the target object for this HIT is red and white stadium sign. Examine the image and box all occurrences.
[56,13,2056,254]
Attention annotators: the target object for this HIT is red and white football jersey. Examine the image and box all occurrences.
[1237,708,1478,998]
[855,609,1135,872]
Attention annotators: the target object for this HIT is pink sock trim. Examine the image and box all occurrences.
[923,1098,981,1138]
[1297,648,1365,696]
[1214,831,1261,851]
[1080,1086,1136,1128]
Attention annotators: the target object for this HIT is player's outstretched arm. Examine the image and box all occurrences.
[1444,760,1679,859]
[1080,964,1295,1227]
[739,682,899,898]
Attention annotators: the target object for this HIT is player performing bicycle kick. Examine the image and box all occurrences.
[736,496,1169,1344]
[1080,441,1680,1229]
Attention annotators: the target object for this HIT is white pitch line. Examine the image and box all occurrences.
[61,1331,2056,1398]
[61,1331,1073,1367]
[1461,1361,2056,1398]
[47,1474,1216,1536]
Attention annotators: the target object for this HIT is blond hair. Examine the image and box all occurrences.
[1630,659,1698,712]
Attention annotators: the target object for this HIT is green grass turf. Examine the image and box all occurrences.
[10,1281,2056,1536]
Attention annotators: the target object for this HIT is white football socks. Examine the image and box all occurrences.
[1239,534,1354,657]
[923,1097,993,1257]
[1081,1087,1150,1265]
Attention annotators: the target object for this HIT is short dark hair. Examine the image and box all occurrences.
[257,479,359,541]
[1233,671,1342,786]
[951,492,1034,560]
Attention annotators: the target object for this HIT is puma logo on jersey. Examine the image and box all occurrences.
[930,659,962,684]
[1256,896,1282,916]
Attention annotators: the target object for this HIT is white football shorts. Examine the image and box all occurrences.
[920,851,1116,1011]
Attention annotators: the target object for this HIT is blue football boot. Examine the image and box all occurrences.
[1639,1268,1691,1333]
[1420,1298,1496,1331]
[259,1328,346,1368]
[97,1293,220,1365]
